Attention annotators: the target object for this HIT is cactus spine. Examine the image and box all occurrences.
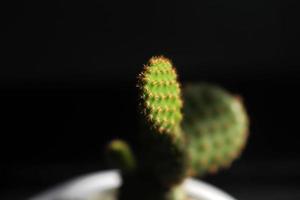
[106,56,250,200]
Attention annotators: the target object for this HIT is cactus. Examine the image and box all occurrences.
[106,139,136,173]
[136,56,187,187]
[182,83,249,176]
[106,56,250,200]
[137,56,183,134]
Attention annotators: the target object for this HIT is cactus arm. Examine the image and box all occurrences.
[106,139,137,173]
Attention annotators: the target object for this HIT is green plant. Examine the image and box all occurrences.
[106,56,249,200]
[182,83,249,176]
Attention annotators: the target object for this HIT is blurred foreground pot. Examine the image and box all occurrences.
[30,170,236,200]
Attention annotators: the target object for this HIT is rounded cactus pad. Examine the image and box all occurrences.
[182,83,249,176]
[137,56,183,134]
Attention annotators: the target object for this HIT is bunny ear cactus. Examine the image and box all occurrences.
[105,56,250,200]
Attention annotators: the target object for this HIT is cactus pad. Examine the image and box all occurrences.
[137,56,187,187]
[137,56,183,134]
[182,83,249,176]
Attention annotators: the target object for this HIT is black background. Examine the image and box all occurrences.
[1,0,300,199]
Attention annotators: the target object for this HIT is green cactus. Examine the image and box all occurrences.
[136,56,187,187]
[105,56,250,200]
[106,139,136,173]
[137,56,183,134]
[182,83,249,176]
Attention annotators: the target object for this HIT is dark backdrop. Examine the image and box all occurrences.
[1,0,300,199]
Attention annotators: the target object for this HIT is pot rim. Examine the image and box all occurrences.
[30,170,236,200]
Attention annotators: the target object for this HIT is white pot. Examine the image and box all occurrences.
[30,170,236,200]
